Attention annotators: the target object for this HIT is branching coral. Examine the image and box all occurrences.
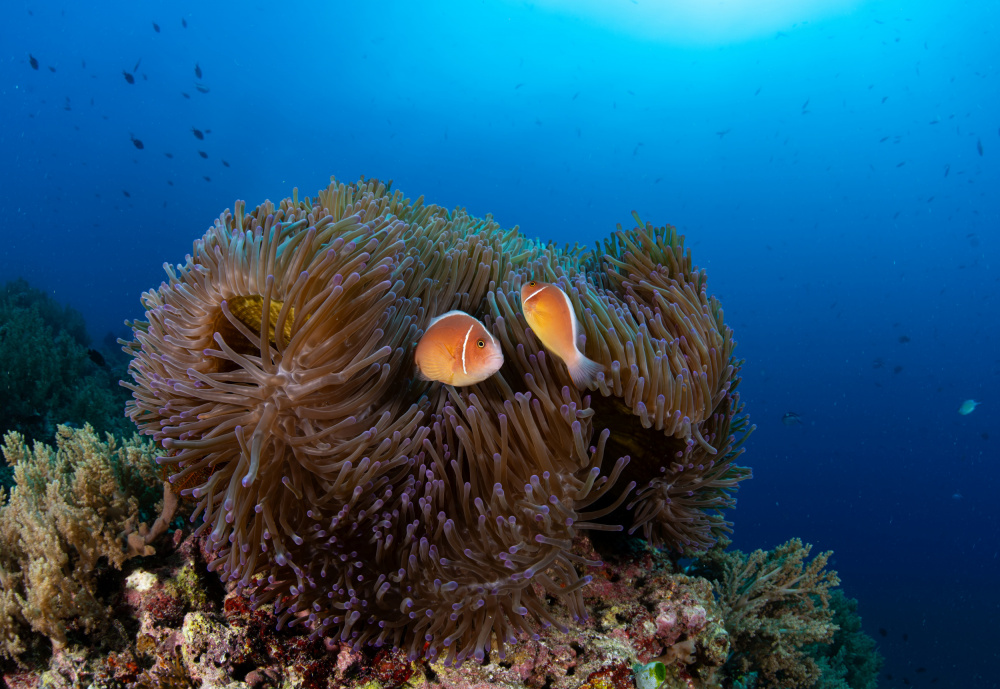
[122,176,752,665]
[0,425,164,661]
[697,538,841,689]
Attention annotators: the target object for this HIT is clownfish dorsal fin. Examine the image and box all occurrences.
[427,310,469,328]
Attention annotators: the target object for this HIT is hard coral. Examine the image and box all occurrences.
[122,176,752,665]
[0,425,163,661]
[697,538,841,689]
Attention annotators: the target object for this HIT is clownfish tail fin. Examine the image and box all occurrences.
[569,354,604,389]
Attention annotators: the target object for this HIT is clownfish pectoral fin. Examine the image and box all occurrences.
[568,354,603,389]
[416,342,457,384]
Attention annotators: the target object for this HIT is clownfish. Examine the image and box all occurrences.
[520,280,603,389]
[414,311,504,386]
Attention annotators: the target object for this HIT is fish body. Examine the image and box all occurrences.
[958,399,980,415]
[414,311,503,386]
[130,134,144,149]
[781,412,803,426]
[29,54,39,70]
[195,62,202,79]
[520,280,603,388]
[123,70,135,84]
[192,127,204,139]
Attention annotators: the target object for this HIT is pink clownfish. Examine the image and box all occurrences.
[520,280,603,389]
[414,311,504,386]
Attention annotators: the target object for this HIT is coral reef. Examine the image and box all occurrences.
[0,279,134,448]
[695,538,841,689]
[120,176,752,663]
[0,532,881,689]
[0,425,165,663]
[809,590,883,689]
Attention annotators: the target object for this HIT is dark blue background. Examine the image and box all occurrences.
[2,1,997,686]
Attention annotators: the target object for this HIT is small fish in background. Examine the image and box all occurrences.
[152,21,160,33]
[198,150,208,158]
[898,334,911,343]
[164,152,173,158]
[520,280,603,388]
[129,134,144,149]
[221,160,230,167]
[414,311,504,386]
[195,84,210,94]
[123,69,135,84]
[781,412,803,426]
[29,53,39,70]
[893,365,903,374]
[181,92,191,99]
[181,17,187,28]
[122,190,131,198]
[977,138,983,156]
[192,127,204,139]
[958,399,980,415]
[952,490,963,500]
[86,348,107,367]
[194,62,202,79]
[878,627,888,637]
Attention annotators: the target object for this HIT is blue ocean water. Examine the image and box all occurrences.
[2,0,997,686]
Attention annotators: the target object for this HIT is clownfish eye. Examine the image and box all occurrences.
[529,281,536,286]
[477,340,485,348]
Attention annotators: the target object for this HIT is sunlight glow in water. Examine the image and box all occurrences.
[528,0,868,44]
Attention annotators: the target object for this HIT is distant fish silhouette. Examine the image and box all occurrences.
[192,127,204,139]
[878,627,888,637]
[152,21,160,33]
[898,334,910,343]
[221,160,230,167]
[195,83,210,94]
[123,190,131,198]
[182,17,187,28]
[781,412,803,426]
[195,62,202,79]
[164,152,173,158]
[87,348,107,367]
[181,92,191,99]
[958,399,980,415]
[129,134,144,149]
[29,54,39,70]
[715,129,731,139]
[977,138,983,156]
[123,70,135,84]
[198,150,208,158]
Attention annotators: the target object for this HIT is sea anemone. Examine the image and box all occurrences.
[122,176,751,664]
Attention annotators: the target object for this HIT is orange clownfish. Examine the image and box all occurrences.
[414,311,504,386]
[520,280,603,389]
